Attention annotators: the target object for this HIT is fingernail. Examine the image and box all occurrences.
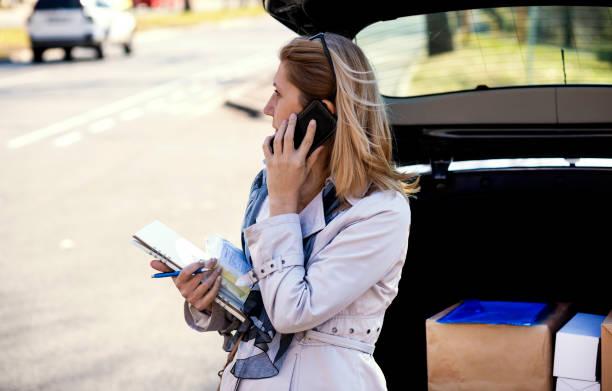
[309,119,316,126]
[290,113,296,120]
[216,276,222,282]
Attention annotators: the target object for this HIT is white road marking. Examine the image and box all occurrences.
[145,97,165,111]
[89,118,116,134]
[53,131,82,147]
[120,107,144,122]
[170,90,187,102]
[188,84,202,93]
[7,53,276,149]
[7,80,183,149]
[59,238,76,250]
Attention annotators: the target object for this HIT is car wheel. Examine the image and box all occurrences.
[95,44,104,59]
[32,48,44,63]
[63,47,73,61]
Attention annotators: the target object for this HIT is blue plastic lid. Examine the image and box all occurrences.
[559,313,605,337]
[437,299,551,326]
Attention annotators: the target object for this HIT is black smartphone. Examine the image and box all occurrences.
[270,99,337,158]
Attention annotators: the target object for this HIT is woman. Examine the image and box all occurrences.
[152,32,420,390]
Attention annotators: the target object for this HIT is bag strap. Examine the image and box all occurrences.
[217,176,343,387]
[216,330,246,391]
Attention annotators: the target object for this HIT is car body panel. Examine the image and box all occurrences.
[28,9,94,41]
[262,0,603,38]
[263,1,612,163]
[387,86,612,165]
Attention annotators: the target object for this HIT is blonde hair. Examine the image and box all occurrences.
[279,33,420,203]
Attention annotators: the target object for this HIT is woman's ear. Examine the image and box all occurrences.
[321,99,336,115]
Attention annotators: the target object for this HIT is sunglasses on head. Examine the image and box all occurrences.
[308,32,337,102]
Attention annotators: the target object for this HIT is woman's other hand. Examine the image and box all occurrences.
[150,259,223,312]
[263,113,324,216]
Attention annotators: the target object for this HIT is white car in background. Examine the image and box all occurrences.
[26,0,136,62]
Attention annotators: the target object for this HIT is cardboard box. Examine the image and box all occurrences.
[557,378,600,391]
[426,302,571,391]
[553,313,606,381]
[603,310,612,391]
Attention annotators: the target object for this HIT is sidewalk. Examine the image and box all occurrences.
[224,69,273,119]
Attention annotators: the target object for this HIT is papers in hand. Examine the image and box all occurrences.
[205,235,252,288]
[132,220,252,322]
[132,220,208,271]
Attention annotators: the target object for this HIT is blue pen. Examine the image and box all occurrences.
[152,267,210,278]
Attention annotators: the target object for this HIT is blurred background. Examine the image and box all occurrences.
[2,1,611,390]
[0,0,296,389]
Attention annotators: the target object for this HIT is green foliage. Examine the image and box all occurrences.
[595,45,612,63]
[409,32,612,97]
[134,5,264,31]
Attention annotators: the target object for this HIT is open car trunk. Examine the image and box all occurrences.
[376,166,612,389]
[375,87,612,388]
[262,1,612,388]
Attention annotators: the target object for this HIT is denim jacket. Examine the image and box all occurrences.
[185,170,411,390]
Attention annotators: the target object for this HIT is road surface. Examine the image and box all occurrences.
[0,14,296,391]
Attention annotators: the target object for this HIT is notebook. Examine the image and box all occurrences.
[131,220,251,322]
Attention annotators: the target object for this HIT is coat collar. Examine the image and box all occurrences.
[324,176,373,206]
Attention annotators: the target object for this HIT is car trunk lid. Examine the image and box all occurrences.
[263,1,612,165]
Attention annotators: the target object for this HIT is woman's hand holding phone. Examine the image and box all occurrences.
[263,112,325,217]
[150,259,223,312]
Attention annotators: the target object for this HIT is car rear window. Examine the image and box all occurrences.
[354,6,612,97]
[34,0,82,9]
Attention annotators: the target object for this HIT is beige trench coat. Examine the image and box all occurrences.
[185,178,411,391]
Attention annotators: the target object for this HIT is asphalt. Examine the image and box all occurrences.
[0,14,296,391]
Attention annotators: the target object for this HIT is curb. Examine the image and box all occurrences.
[223,72,273,119]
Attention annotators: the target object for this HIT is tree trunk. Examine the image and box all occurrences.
[563,6,574,48]
[426,13,454,56]
[483,8,504,31]
[515,7,528,43]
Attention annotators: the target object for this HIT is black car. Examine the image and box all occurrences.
[264,0,612,388]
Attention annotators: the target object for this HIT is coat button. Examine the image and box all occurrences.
[349,328,354,333]
[331,327,337,333]
[367,329,371,334]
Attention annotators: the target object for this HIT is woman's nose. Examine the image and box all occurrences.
[263,96,274,117]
